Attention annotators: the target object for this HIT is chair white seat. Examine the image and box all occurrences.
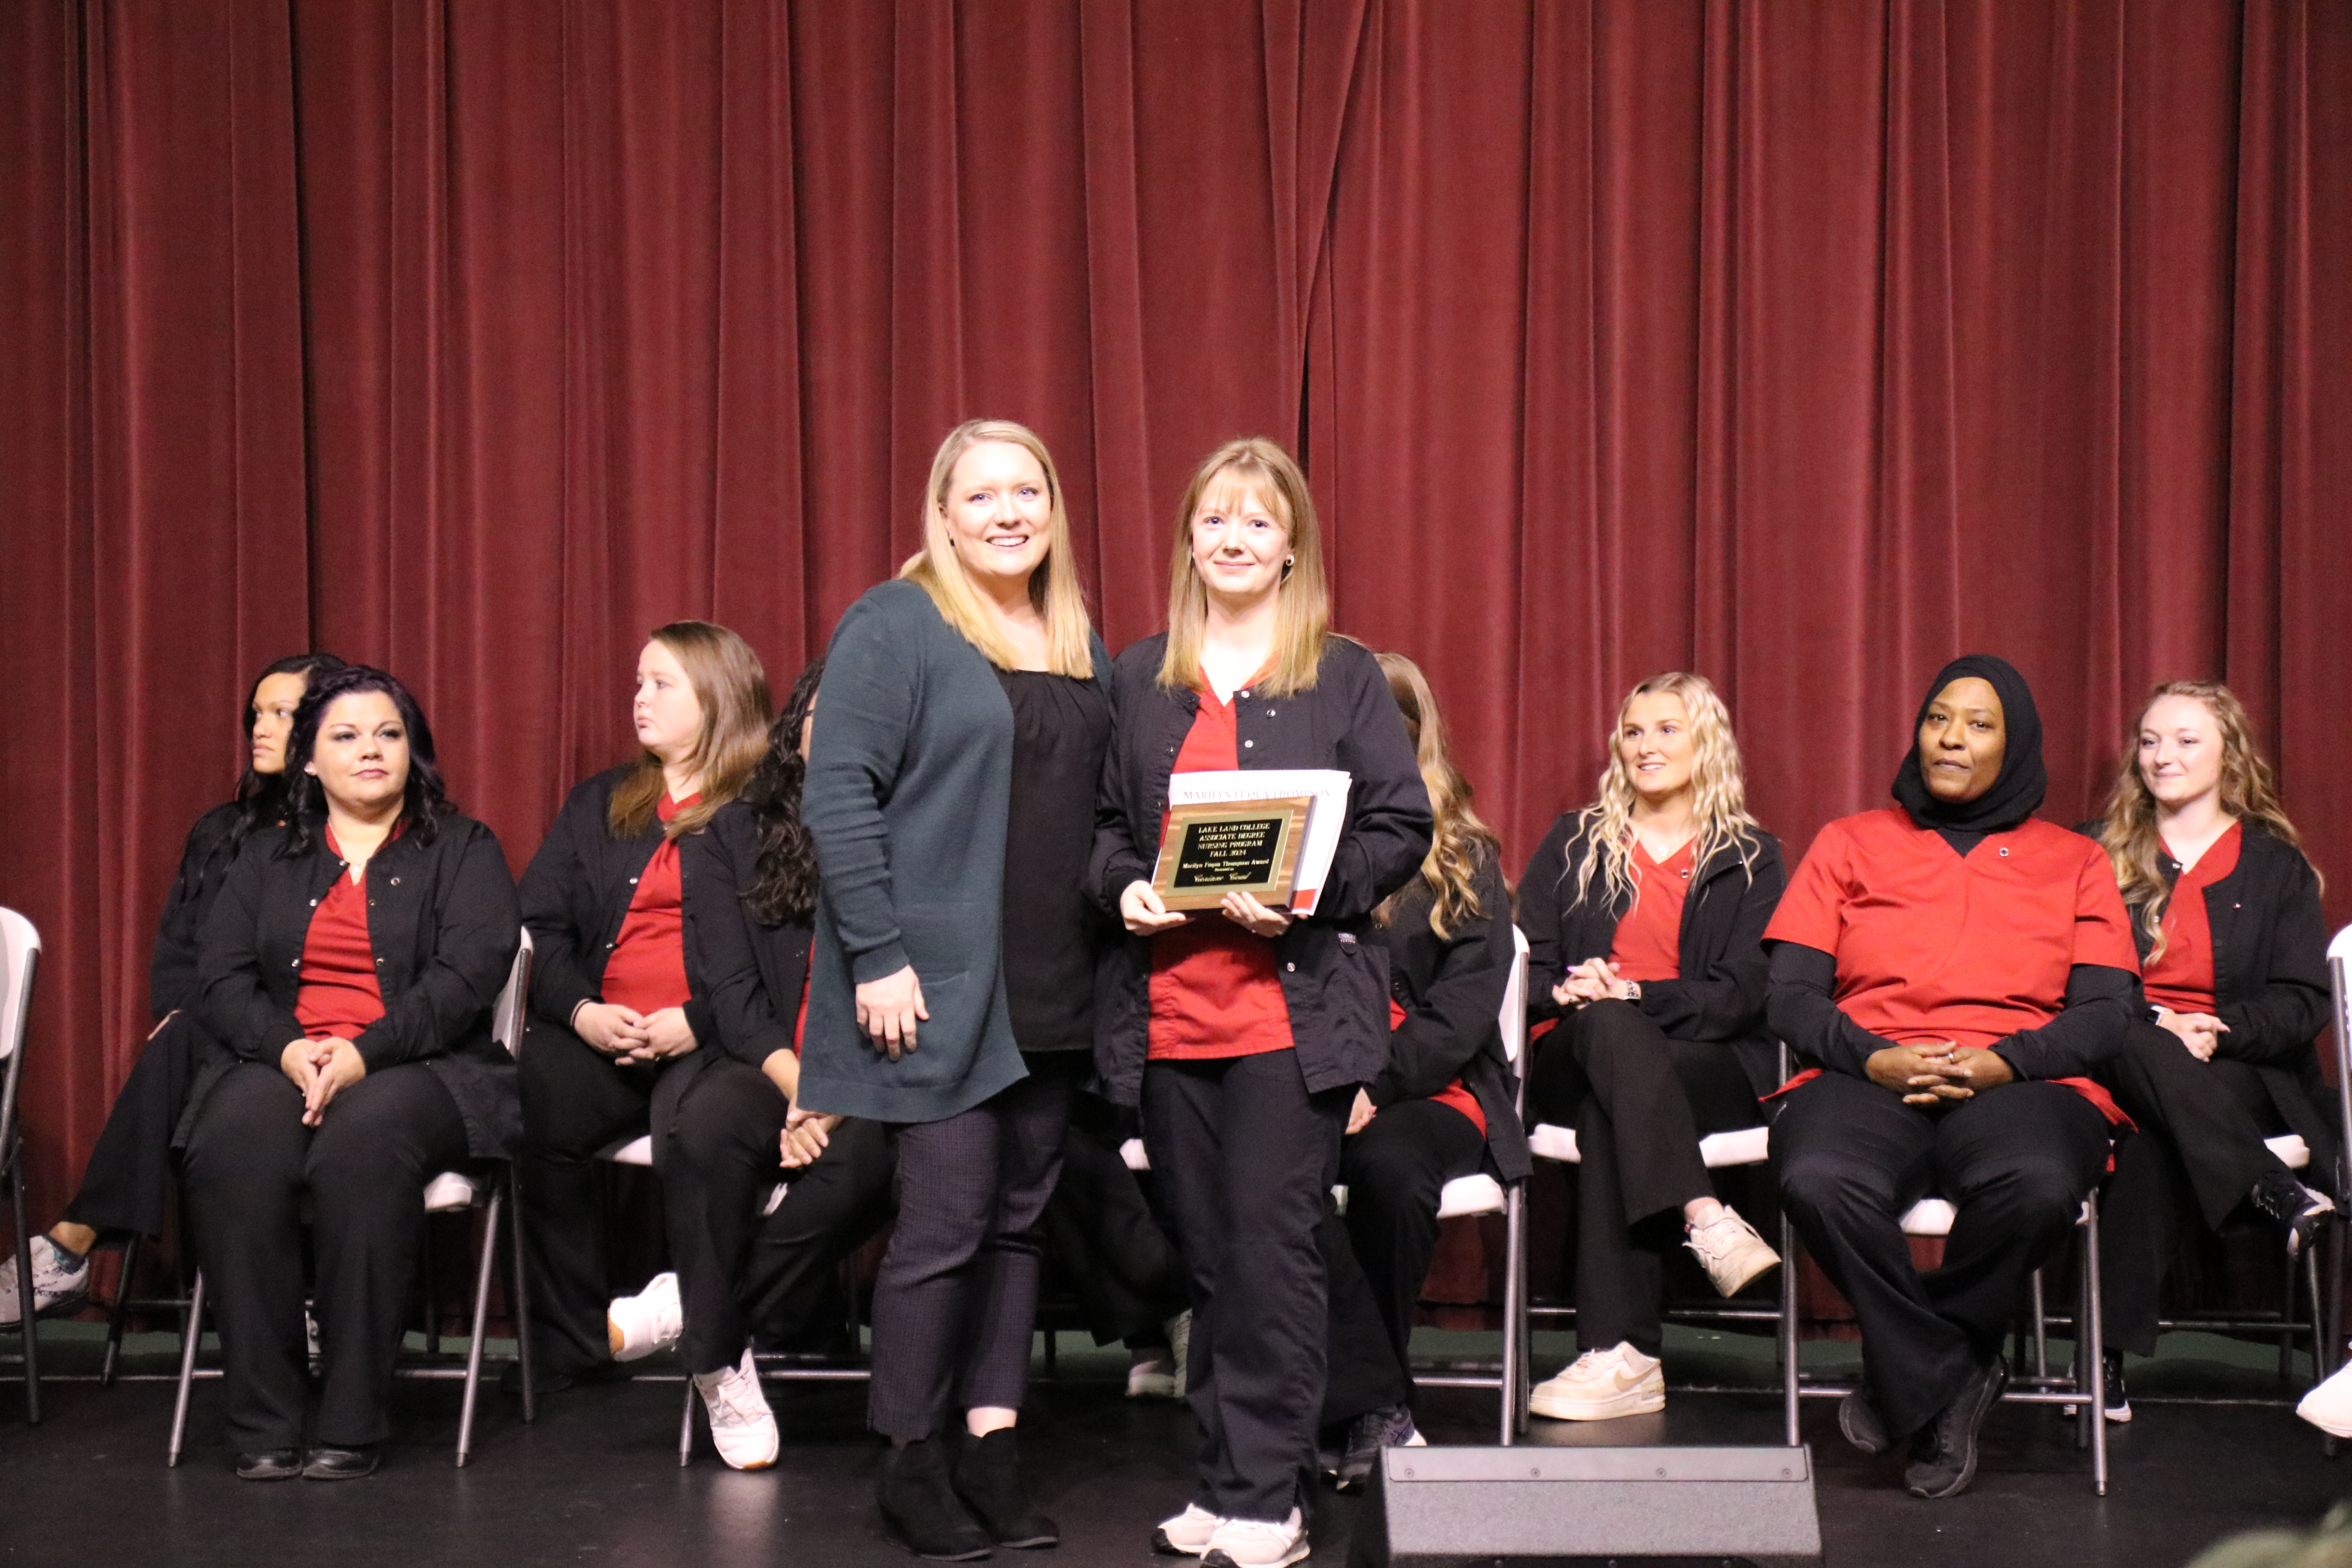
[1120,1137,1150,1173]
[2268,1134,2311,1170]
[1898,1198,1959,1237]
[1528,1121,1771,1171]
[602,1134,655,1167]
[1437,1173,1506,1220]
[422,1172,478,1213]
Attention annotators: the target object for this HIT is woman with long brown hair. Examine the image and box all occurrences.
[515,622,777,1455]
[2087,681,2334,1422]
[1314,652,1529,1490]
[1092,437,1430,1568]
[1519,673,1786,1422]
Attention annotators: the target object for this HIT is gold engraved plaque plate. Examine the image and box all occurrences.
[1149,796,1315,912]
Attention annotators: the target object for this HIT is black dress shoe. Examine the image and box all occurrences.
[1838,1387,1894,1455]
[302,1445,379,1481]
[878,1436,993,1560]
[951,1428,1059,1548]
[1904,1356,2007,1499]
[235,1448,304,1482]
[2249,1169,2336,1258]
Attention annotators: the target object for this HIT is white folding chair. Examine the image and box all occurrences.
[1523,1018,1801,1443]
[170,929,537,1467]
[0,908,44,1423]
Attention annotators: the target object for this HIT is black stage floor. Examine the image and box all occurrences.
[1,1326,2343,1567]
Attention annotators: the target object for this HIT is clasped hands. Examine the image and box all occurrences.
[1551,957,1637,1009]
[1120,880,1291,939]
[2155,1006,2229,1063]
[575,1000,699,1065]
[1864,1040,2015,1104]
[279,1036,367,1126]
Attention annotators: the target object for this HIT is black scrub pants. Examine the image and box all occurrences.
[1042,1085,1187,1347]
[866,1065,1071,1440]
[1146,1049,1352,1525]
[523,1029,844,1377]
[62,1010,206,1238]
[1528,1000,1761,1355]
[182,1060,470,1451]
[1320,1097,1485,1425]
[2098,1020,2296,1356]
[1771,1071,2110,1441]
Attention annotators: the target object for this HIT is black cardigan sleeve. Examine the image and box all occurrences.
[148,803,239,1022]
[2215,849,2332,1065]
[1636,840,1786,1042]
[1371,861,1512,1105]
[350,825,521,1073]
[682,824,801,1071]
[1300,648,1434,924]
[1089,655,1158,914]
[519,781,605,1027]
[1518,815,1577,1025]
[197,841,310,1063]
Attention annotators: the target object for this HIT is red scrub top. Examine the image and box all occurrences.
[1149,673,1297,1061]
[1764,808,2139,1049]
[1607,838,1695,983]
[2141,822,2242,1018]
[1389,996,1486,1135]
[601,791,699,1016]
[295,824,388,1042]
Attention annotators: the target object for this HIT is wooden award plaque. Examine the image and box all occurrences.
[1149,795,1315,912]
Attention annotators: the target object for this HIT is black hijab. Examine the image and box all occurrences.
[1891,653,2047,855]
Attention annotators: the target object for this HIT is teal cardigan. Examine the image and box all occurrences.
[797,578,1111,1123]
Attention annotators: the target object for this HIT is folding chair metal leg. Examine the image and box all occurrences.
[102,1232,142,1388]
[680,1381,697,1466]
[1498,1183,1523,1446]
[2084,1203,2108,1496]
[505,1165,536,1425]
[422,1222,442,1361]
[10,1153,38,1424]
[2031,1269,2050,1381]
[169,1270,206,1466]
[456,1190,503,1468]
[1780,1209,1800,1446]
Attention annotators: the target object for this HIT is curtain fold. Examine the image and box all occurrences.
[1,0,2343,1218]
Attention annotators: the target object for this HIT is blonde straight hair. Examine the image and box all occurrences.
[1568,671,1763,911]
[1157,437,1330,698]
[1375,652,1500,940]
[2094,680,2309,959]
[608,621,775,841]
[898,419,1097,678]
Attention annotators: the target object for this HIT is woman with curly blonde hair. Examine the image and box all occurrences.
[2086,681,2335,1423]
[1520,672,1787,1422]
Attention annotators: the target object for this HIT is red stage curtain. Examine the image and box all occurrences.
[1,0,2345,1221]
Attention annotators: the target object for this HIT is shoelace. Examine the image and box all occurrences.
[704,1370,766,1425]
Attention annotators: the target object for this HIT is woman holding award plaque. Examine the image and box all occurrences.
[1093,437,1432,1568]
[800,419,1111,1561]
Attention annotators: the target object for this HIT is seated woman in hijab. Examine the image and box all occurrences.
[1765,655,2140,1501]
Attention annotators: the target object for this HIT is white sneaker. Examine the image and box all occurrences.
[1129,1352,1180,1399]
[1152,1502,1222,1556]
[608,1271,683,1362]
[1685,1206,1781,1297]
[1200,1508,1309,1568]
[694,1349,778,1470]
[1528,1342,1666,1421]
[2299,1359,2352,1438]
[0,1236,90,1326]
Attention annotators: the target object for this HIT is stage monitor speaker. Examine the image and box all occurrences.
[1347,1443,1822,1568]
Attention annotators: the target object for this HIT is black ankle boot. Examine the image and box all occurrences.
[878,1437,994,1561]
[952,1428,1060,1549]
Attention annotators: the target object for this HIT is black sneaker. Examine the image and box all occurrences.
[1838,1387,1895,1455]
[1903,1357,2007,1500]
[1334,1404,1424,1494]
[2249,1169,2336,1258]
[2102,1349,2132,1423]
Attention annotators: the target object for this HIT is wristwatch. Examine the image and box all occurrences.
[1624,981,1642,1002]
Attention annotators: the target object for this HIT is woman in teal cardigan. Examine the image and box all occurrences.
[801,419,1112,1561]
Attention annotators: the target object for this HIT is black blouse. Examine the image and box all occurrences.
[995,668,1111,1054]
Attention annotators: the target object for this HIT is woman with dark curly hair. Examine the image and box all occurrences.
[182,664,519,1481]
